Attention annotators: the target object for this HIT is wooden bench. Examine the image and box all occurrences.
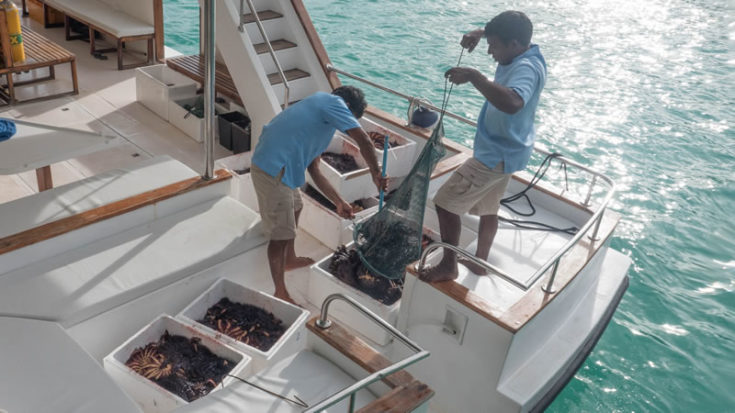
[0,15,78,105]
[166,54,244,106]
[34,0,164,70]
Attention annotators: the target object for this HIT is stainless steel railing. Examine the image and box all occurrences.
[327,65,616,293]
[305,293,430,412]
[239,0,291,108]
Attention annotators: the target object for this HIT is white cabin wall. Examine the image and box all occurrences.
[399,275,520,413]
[212,0,282,148]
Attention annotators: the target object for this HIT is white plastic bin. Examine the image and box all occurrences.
[308,246,401,346]
[306,133,378,203]
[103,314,251,413]
[300,187,379,250]
[135,65,197,121]
[168,97,227,142]
[178,278,310,372]
[355,118,418,178]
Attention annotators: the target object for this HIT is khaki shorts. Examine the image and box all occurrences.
[251,164,303,240]
[433,158,511,216]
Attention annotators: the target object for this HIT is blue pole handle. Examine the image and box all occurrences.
[378,135,389,210]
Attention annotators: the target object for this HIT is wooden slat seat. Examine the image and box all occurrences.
[166,54,309,107]
[0,17,78,105]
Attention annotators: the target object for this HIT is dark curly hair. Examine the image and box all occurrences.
[484,11,533,47]
[332,85,367,119]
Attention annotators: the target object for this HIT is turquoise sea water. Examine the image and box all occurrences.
[163,0,735,411]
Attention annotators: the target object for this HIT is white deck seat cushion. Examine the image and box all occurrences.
[177,350,376,412]
[0,317,142,413]
[50,0,155,38]
[0,196,265,327]
[0,155,197,240]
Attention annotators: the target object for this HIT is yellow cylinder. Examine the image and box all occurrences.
[1,0,24,63]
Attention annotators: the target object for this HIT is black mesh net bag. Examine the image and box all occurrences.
[352,120,447,279]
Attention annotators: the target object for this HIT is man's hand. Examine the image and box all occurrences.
[445,67,482,85]
[336,200,354,219]
[372,172,389,193]
[461,28,485,53]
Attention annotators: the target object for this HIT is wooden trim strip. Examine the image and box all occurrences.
[0,170,232,256]
[153,0,165,62]
[406,209,621,333]
[290,0,341,89]
[356,380,434,413]
[306,317,414,389]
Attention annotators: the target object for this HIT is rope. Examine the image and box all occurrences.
[499,153,577,235]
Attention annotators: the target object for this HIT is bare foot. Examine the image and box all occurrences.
[284,256,315,271]
[274,290,296,305]
[419,264,458,283]
[458,256,488,275]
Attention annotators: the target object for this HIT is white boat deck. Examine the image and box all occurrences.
[0,16,231,204]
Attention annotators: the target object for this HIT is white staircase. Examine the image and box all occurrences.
[214,0,333,145]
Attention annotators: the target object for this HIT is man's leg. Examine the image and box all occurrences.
[458,214,499,275]
[419,205,463,282]
[285,207,315,270]
[268,239,294,303]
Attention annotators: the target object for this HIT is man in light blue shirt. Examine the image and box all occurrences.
[422,11,547,282]
[251,86,387,303]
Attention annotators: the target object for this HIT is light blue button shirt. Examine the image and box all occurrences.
[252,92,361,188]
[473,44,547,173]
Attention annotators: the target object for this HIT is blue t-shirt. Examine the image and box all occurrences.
[252,92,361,188]
[473,44,547,173]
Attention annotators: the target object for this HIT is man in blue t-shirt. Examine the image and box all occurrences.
[421,11,547,282]
[251,86,387,303]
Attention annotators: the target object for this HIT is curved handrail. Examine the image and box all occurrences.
[240,0,291,108]
[416,241,526,290]
[327,65,617,293]
[306,293,430,412]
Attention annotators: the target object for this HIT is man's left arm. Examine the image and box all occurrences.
[445,67,525,114]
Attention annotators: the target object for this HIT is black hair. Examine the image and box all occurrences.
[332,85,367,119]
[484,11,533,47]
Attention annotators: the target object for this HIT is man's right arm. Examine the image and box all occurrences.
[307,157,353,219]
[461,28,485,52]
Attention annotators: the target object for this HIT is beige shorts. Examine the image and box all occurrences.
[433,157,511,216]
[251,164,303,240]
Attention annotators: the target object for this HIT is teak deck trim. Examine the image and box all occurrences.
[356,380,434,413]
[306,317,415,389]
[406,209,621,333]
[0,170,232,256]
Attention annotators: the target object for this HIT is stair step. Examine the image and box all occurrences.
[254,39,297,54]
[268,68,310,85]
[242,10,283,24]
[281,100,301,109]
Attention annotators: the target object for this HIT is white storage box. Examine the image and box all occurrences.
[215,152,259,212]
[168,97,227,142]
[306,133,378,203]
[103,314,251,413]
[136,65,197,121]
[178,278,310,372]
[308,247,401,346]
[355,118,418,178]
[300,187,379,250]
